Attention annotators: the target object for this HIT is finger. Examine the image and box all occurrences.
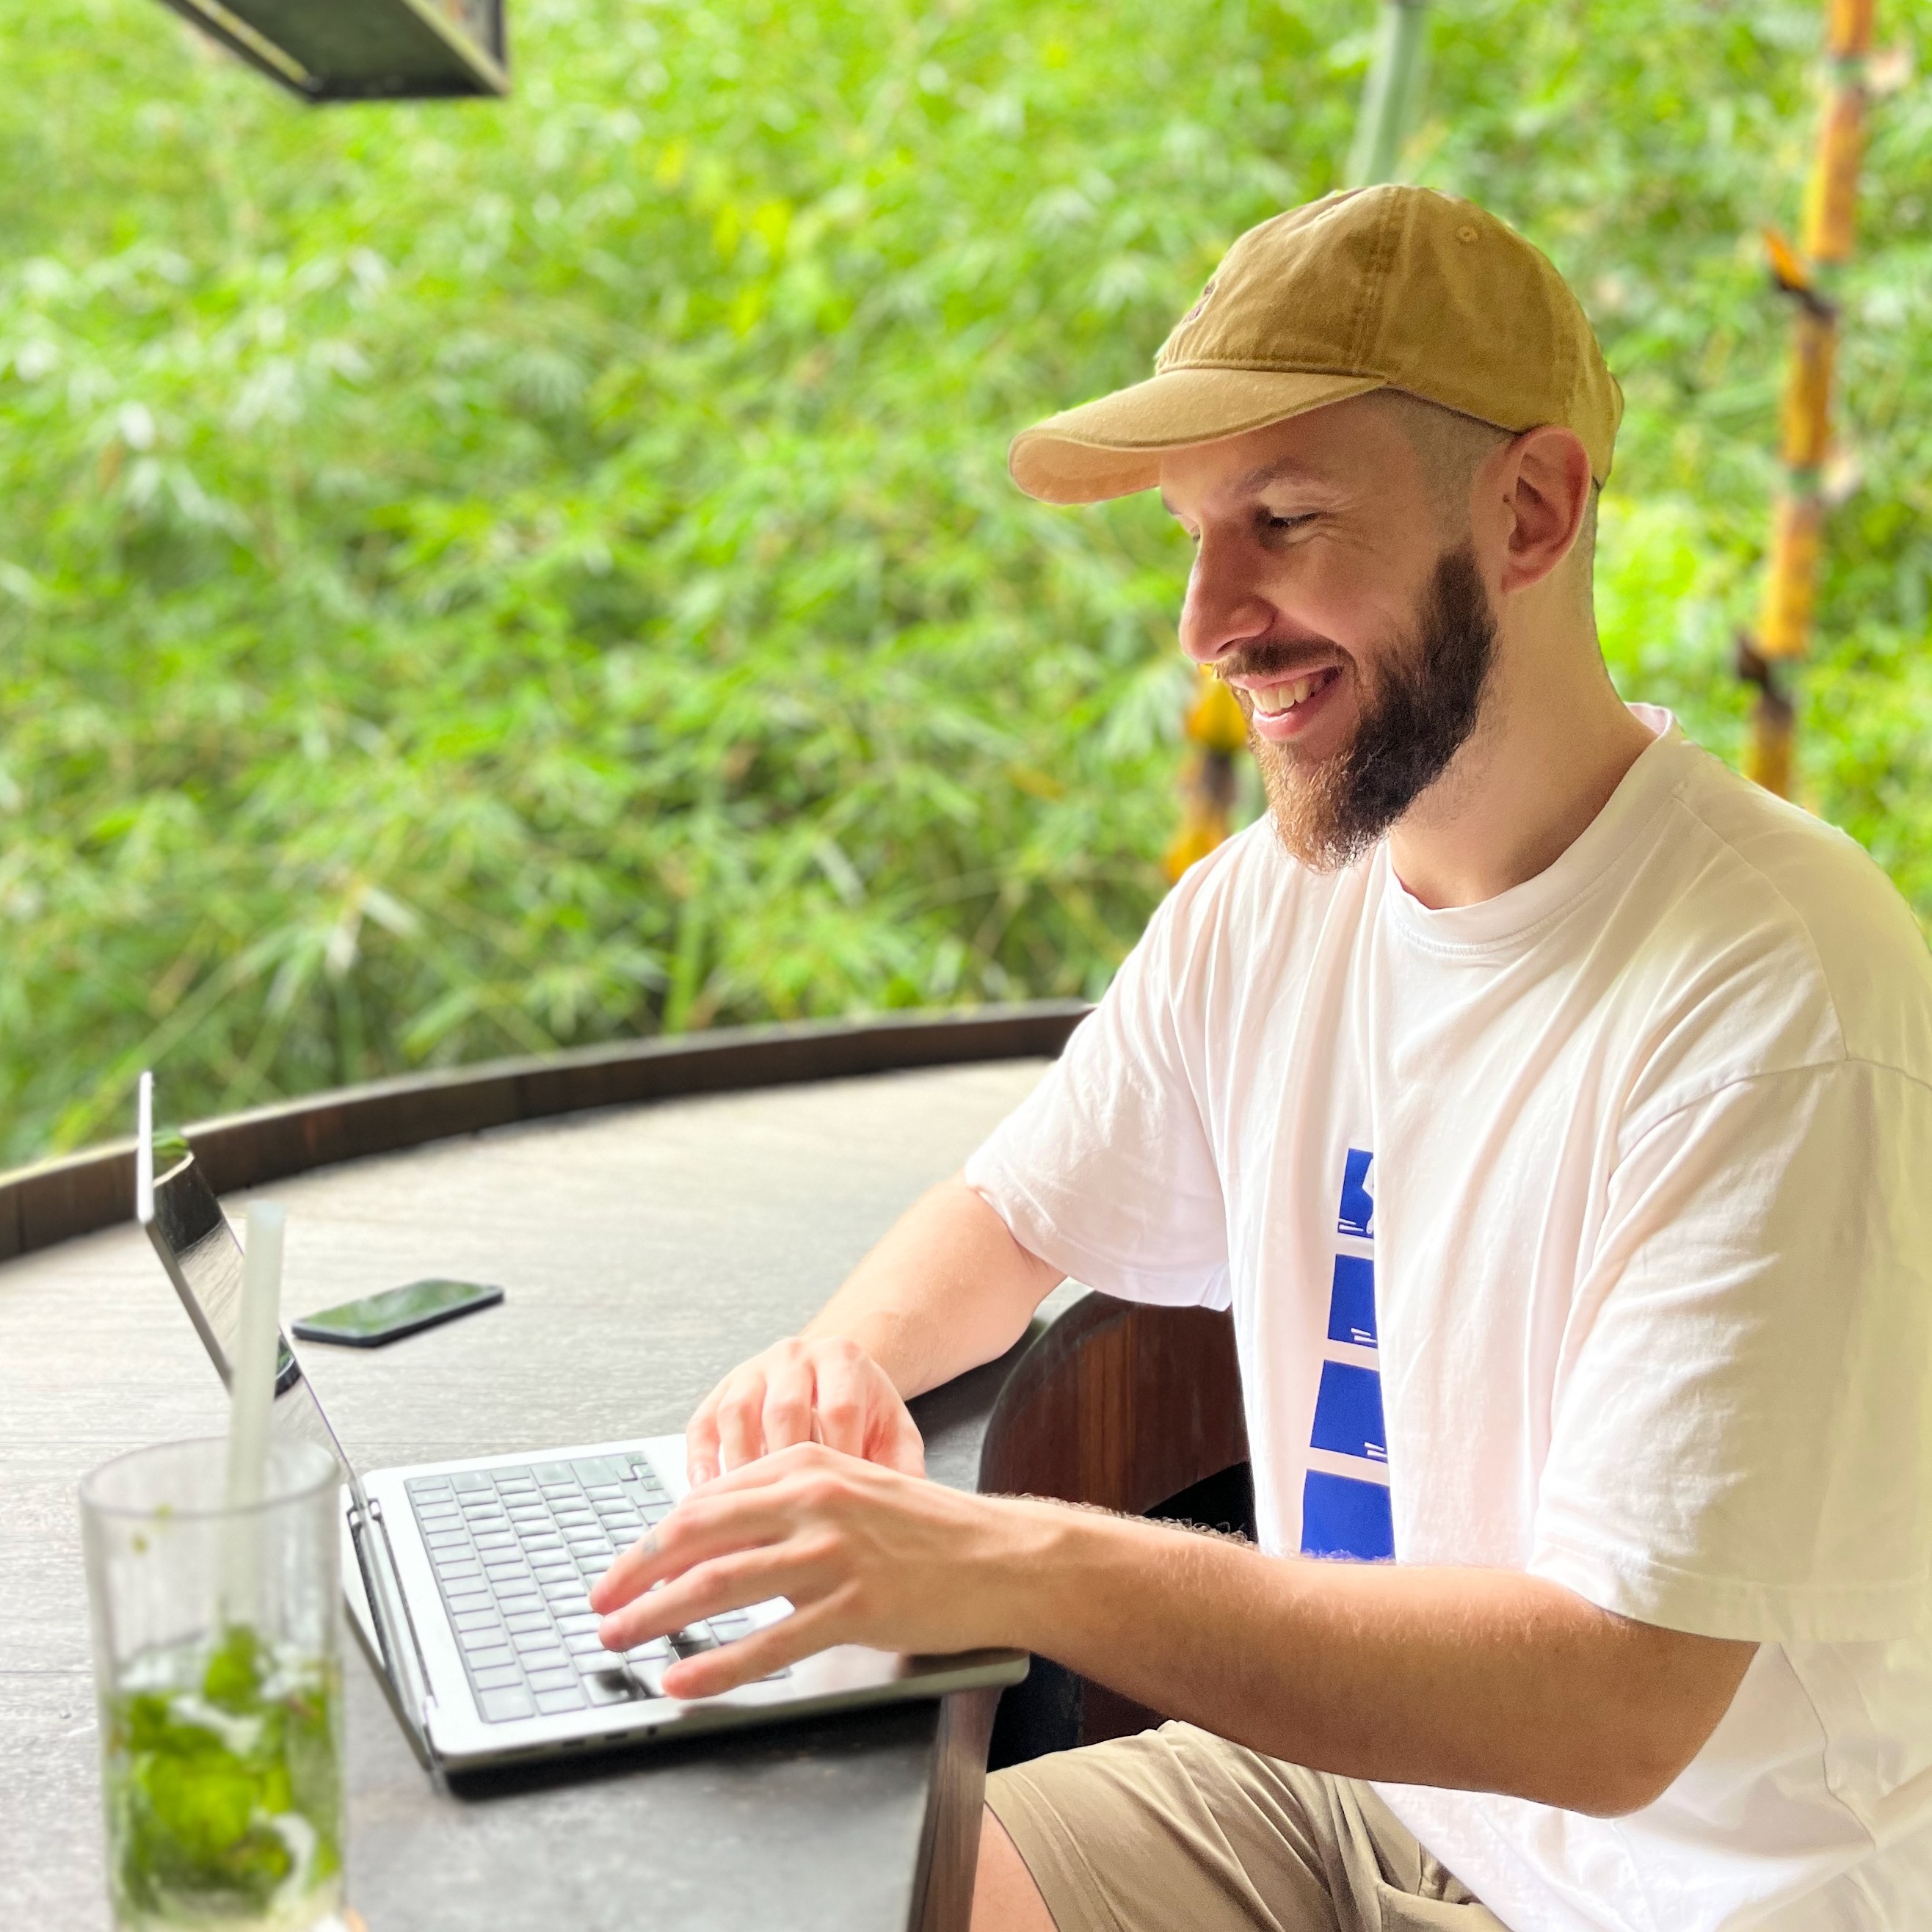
[760,1353,818,1455]
[589,1525,664,1613]
[810,1349,871,1460]
[877,1409,926,1478]
[591,1481,809,1616]
[685,1387,724,1486]
[659,1599,848,1701]
[714,1368,770,1474]
[597,1543,822,1652]
[673,1438,836,1500]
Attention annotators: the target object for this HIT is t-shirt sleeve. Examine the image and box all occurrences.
[962,887,1231,1312]
[1530,1058,1932,1643]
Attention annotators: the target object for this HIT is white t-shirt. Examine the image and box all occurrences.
[964,708,1932,1931]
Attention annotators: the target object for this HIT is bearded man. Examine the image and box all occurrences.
[591,188,1932,1931]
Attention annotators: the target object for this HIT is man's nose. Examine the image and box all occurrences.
[1177,534,1274,667]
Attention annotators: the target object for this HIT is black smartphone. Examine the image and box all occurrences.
[291,1279,504,1348]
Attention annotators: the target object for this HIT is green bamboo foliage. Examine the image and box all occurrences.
[2,0,1929,1163]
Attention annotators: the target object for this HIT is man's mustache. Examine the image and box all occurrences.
[1216,639,1346,686]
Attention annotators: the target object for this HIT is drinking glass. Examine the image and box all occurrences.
[81,1436,346,1932]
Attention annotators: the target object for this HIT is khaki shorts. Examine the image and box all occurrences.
[985,1724,1506,1932]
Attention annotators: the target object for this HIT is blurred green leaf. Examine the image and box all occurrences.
[1,0,1928,1163]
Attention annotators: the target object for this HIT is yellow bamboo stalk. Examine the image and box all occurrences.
[1163,669,1249,881]
[1743,0,1875,794]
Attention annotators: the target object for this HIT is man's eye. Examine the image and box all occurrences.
[1265,513,1312,533]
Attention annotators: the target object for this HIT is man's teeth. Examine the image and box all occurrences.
[1251,672,1326,716]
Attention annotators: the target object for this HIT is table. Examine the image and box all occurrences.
[0,1015,1243,1931]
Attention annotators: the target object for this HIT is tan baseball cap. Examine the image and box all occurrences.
[1009,184,1622,504]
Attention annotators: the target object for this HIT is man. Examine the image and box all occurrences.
[592,187,1932,1929]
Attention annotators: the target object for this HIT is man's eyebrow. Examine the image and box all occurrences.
[1161,460,1328,518]
[1235,457,1323,492]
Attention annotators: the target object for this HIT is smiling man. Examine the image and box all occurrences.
[592,188,1932,1931]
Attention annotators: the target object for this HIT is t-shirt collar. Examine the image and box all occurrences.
[1379,705,1688,955]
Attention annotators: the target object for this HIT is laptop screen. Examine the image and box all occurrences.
[135,1072,357,1486]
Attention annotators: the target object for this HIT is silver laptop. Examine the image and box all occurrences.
[134,1073,1025,1776]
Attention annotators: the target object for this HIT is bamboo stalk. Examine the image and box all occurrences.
[1163,669,1249,882]
[1743,0,1876,795]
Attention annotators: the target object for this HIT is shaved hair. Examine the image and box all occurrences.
[1362,389,1599,598]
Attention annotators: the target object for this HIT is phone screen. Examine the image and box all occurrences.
[291,1279,503,1348]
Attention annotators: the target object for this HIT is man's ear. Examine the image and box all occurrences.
[1491,425,1593,598]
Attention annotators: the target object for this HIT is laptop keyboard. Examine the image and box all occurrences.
[407,1453,784,1724]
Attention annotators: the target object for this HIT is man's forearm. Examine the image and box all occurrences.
[998,1503,1755,1816]
[802,1175,1062,1398]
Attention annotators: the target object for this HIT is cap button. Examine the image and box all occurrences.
[1456,225,1478,244]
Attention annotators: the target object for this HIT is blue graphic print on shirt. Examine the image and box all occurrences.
[1337,1148,1376,1238]
[1301,1148,1394,1561]
[1325,1254,1377,1347]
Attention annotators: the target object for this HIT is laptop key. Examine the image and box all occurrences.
[479,1686,537,1723]
[454,1608,502,1633]
[526,1665,576,1693]
[444,1591,491,1615]
[452,1473,492,1492]
[465,1644,515,1671]
[630,1658,676,1699]
[472,1663,522,1690]
[536,1687,588,1714]
[459,1624,508,1652]
[581,1670,635,1705]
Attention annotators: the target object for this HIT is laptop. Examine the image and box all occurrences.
[134,1073,1026,1776]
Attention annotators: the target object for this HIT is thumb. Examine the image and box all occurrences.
[882,1417,927,1478]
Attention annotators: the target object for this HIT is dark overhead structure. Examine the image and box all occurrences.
[153,0,506,101]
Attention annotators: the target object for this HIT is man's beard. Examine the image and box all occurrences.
[1235,542,1497,872]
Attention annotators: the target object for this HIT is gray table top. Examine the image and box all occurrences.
[0,1059,1059,1931]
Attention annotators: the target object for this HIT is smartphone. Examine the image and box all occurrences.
[291,1279,504,1348]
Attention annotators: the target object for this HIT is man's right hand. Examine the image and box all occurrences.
[685,1335,925,1485]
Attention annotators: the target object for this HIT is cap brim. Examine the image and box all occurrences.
[1008,367,1390,504]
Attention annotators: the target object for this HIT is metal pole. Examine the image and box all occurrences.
[1348,0,1431,186]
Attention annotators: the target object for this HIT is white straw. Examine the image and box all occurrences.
[135,1071,154,1225]
[224,1199,286,1622]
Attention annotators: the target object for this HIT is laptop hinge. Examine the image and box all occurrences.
[349,1486,445,1787]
